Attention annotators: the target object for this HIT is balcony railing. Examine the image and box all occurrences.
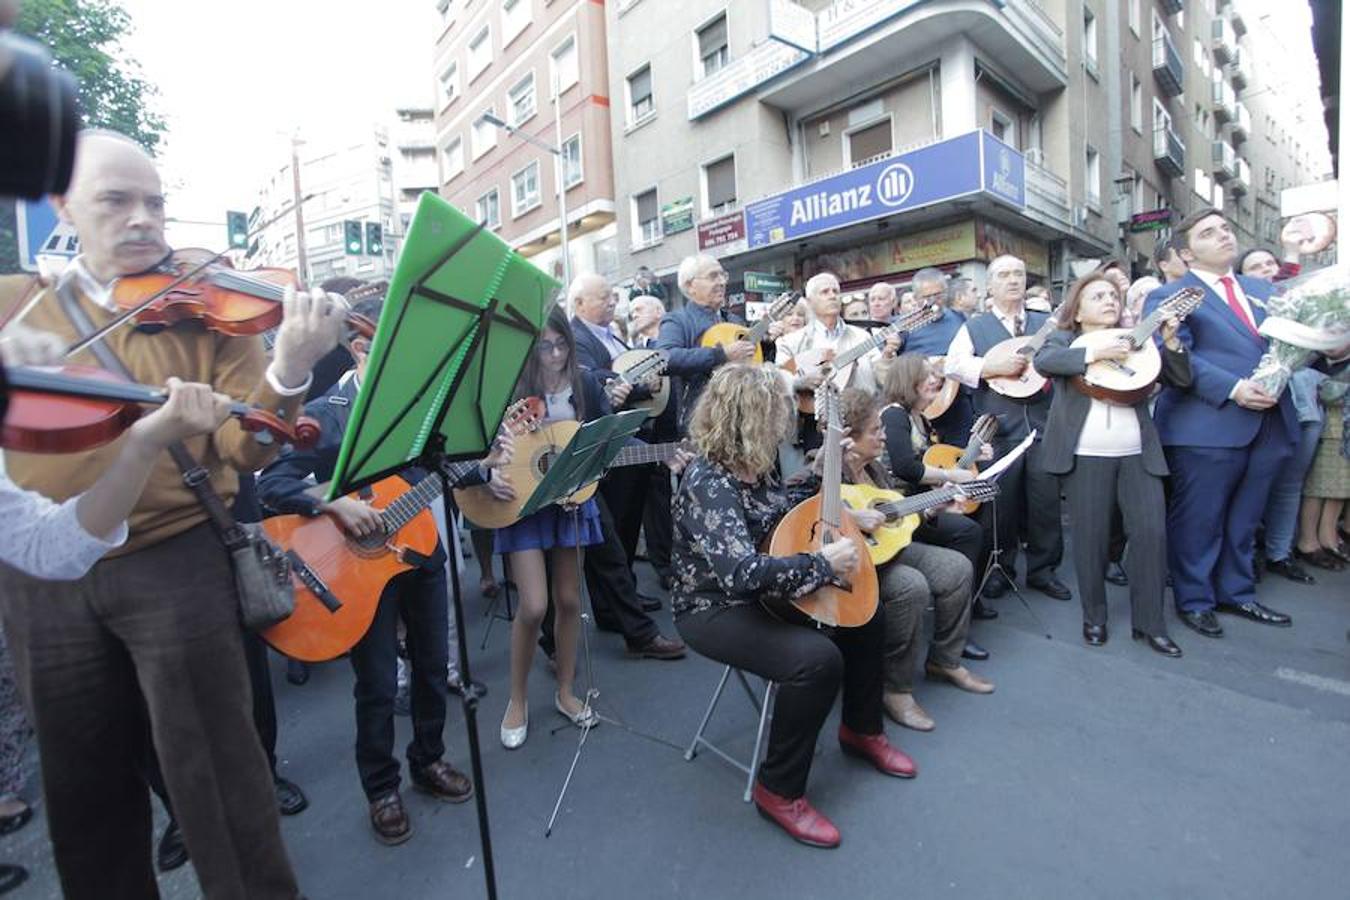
[1152,34,1184,97]
[1212,140,1237,181]
[1230,8,1247,37]
[1211,18,1235,64]
[1154,125,1185,177]
[1229,50,1248,90]
[1211,78,1236,122]
[1025,158,1072,227]
[1232,157,1251,195]
[1232,102,1251,142]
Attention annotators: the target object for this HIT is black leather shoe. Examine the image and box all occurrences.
[961,639,990,661]
[1179,610,1223,638]
[1104,562,1128,586]
[286,659,309,686]
[1132,629,1182,657]
[0,863,28,896]
[981,573,1011,600]
[1028,575,1072,601]
[971,599,999,620]
[638,592,662,613]
[1265,558,1315,585]
[275,776,309,816]
[156,819,189,872]
[1082,623,1107,646]
[1218,601,1292,627]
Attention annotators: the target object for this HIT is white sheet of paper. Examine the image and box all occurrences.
[980,430,1036,482]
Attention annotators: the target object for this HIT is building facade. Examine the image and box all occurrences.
[392,106,440,240]
[432,0,618,283]
[603,0,1331,304]
[248,129,399,284]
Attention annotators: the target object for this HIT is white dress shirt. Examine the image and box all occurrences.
[944,303,1027,389]
[0,453,126,580]
[578,317,628,364]
[1188,267,1264,399]
[775,318,877,392]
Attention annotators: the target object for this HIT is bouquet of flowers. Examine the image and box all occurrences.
[1252,263,1350,396]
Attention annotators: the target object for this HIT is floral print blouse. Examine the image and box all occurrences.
[671,457,834,618]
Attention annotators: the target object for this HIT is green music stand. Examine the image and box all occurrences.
[328,192,557,900]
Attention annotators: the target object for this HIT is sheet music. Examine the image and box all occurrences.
[980,430,1036,482]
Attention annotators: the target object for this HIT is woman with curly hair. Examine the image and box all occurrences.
[671,365,914,849]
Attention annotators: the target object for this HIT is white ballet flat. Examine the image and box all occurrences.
[500,704,528,749]
[554,693,599,729]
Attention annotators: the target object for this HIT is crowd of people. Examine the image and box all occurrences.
[0,125,1344,900]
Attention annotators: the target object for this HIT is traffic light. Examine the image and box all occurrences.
[226,210,248,250]
[343,220,363,255]
[365,222,383,256]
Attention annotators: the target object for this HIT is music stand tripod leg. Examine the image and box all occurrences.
[976,495,1051,640]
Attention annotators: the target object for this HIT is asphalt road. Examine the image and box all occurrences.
[10,542,1350,900]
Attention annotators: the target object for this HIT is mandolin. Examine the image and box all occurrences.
[453,419,684,529]
[1069,288,1203,405]
[920,414,999,514]
[609,347,670,418]
[840,480,1000,565]
[698,290,799,366]
[922,356,960,419]
[259,398,542,662]
[784,303,943,414]
[766,382,878,627]
[983,312,1062,398]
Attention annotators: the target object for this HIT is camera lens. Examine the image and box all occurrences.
[0,32,80,199]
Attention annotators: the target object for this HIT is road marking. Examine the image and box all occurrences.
[1275,667,1350,697]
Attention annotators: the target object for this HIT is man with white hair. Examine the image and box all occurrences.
[945,254,1069,603]
[897,267,975,447]
[867,282,898,322]
[567,273,686,659]
[656,254,782,430]
[777,272,898,449]
[628,294,665,348]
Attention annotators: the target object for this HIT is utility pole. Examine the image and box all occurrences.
[553,75,571,289]
[291,134,309,282]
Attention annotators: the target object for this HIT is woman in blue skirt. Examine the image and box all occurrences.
[498,305,608,748]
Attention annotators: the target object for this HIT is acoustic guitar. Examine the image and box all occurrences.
[453,419,682,529]
[840,480,1001,565]
[920,413,999,514]
[983,313,1062,398]
[698,290,799,366]
[784,303,943,414]
[260,398,542,662]
[1069,288,1203,405]
[766,382,878,627]
[610,347,669,418]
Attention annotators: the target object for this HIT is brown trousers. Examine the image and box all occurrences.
[0,523,299,900]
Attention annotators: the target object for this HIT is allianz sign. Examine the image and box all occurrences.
[788,162,916,227]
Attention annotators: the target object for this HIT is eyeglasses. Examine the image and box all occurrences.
[697,270,729,283]
[535,339,569,356]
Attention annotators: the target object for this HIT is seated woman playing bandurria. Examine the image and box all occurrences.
[670,365,914,849]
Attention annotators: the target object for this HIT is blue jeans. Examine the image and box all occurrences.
[1263,419,1325,562]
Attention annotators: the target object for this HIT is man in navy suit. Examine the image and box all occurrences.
[1143,207,1297,638]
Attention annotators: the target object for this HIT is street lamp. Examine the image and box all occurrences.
[478,101,572,289]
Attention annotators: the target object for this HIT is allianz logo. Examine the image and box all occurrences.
[787,161,916,227]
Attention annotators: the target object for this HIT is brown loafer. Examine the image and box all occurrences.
[625,633,687,660]
[883,692,935,732]
[925,662,995,694]
[369,791,412,845]
[411,760,474,804]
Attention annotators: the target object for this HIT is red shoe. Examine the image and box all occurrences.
[750,782,841,848]
[838,724,917,778]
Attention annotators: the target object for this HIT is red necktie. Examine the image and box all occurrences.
[1219,276,1260,337]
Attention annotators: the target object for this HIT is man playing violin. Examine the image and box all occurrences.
[0,129,342,899]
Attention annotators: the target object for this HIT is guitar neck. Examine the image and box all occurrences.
[1017,315,1060,355]
[955,434,982,469]
[820,421,844,530]
[1128,306,1170,346]
[832,326,893,370]
[612,441,679,467]
[379,464,476,532]
[875,484,965,520]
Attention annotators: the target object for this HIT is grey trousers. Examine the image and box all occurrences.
[879,540,974,693]
[0,522,299,900]
[1062,454,1169,637]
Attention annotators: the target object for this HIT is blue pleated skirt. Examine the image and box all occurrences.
[494,498,603,554]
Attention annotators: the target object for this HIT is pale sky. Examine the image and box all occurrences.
[116,0,438,248]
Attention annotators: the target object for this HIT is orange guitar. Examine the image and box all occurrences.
[260,398,542,662]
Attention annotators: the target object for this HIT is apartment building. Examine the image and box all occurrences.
[432,0,618,282]
[605,0,1331,302]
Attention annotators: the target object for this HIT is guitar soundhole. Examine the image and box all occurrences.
[535,449,557,478]
[351,527,388,553]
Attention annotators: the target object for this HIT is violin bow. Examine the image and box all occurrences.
[62,249,230,358]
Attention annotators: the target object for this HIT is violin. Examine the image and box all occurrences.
[1,365,321,453]
[66,249,382,357]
